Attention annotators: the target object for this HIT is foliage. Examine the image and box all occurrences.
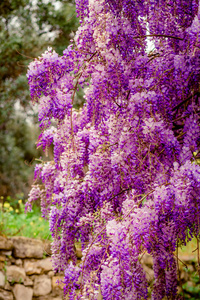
[181,274,200,299]
[26,0,200,299]
[0,195,51,240]
[0,116,42,197]
[0,0,79,197]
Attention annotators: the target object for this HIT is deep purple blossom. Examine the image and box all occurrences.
[27,0,200,299]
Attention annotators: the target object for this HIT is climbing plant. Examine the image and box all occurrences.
[27,1,200,299]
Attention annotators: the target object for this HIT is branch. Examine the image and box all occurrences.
[108,188,130,201]
[197,238,200,277]
[88,51,98,62]
[133,34,184,40]
[172,92,199,111]
[174,253,188,270]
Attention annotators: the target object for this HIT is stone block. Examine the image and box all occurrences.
[33,275,51,296]
[52,276,64,290]
[6,265,26,283]
[1,250,12,256]
[0,272,5,287]
[13,284,33,300]
[4,281,12,291]
[0,255,6,262]
[15,259,23,267]
[141,254,153,266]
[38,257,52,272]
[0,288,13,300]
[43,241,52,256]
[24,260,41,275]
[0,262,4,270]
[33,297,63,300]
[48,271,54,277]
[24,276,34,286]
[10,236,44,259]
[75,243,82,259]
[24,257,52,275]
[0,237,13,250]
[143,265,154,283]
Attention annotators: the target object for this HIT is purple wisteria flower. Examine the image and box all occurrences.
[27,0,200,299]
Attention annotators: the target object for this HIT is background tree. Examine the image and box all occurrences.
[0,0,78,198]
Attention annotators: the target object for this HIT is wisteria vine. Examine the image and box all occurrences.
[26,0,200,299]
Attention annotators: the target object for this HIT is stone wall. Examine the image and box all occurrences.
[0,236,65,300]
[0,236,199,300]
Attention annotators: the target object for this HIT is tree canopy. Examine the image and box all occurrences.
[0,0,78,197]
[27,0,200,299]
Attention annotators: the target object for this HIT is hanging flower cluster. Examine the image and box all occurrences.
[27,0,200,299]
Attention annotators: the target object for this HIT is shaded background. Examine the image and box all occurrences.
[0,0,79,198]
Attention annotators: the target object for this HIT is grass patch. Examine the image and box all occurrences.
[0,196,51,241]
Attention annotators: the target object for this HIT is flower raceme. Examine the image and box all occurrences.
[27,0,200,299]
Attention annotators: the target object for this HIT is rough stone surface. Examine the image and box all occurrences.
[52,276,64,290]
[24,257,52,275]
[15,259,23,266]
[75,244,82,259]
[11,237,44,259]
[48,271,54,277]
[0,262,4,270]
[1,250,12,256]
[179,254,196,262]
[43,241,52,256]
[0,236,197,299]
[38,257,52,272]
[0,272,5,287]
[143,265,154,282]
[33,275,52,296]
[6,266,26,283]
[141,254,153,266]
[24,277,34,286]
[0,288,13,300]
[0,255,5,262]
[24,260,41,275]
[0,237,13,250]
[13,284,33,300]
[33,296,63,300]
[4,281,12,291]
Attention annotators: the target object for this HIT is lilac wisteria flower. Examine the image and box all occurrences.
[27,0,200,299]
